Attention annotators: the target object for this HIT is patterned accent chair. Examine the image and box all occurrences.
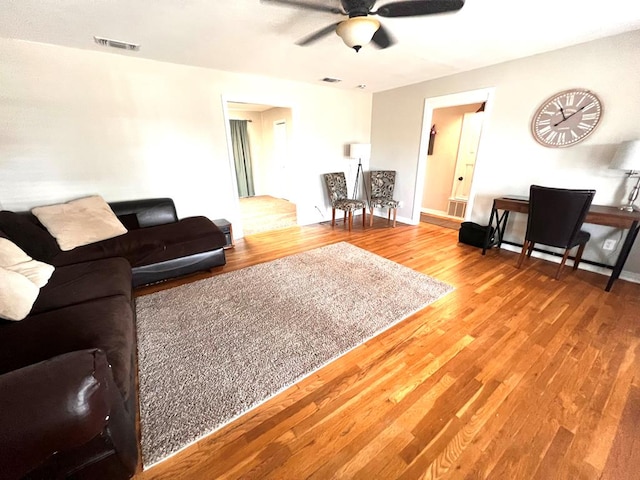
[323,172,366,231]
[369,170,400,227]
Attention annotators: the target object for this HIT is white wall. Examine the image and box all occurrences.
[259,107,294,200]
[0,38,372,236]
[371,29,640,277]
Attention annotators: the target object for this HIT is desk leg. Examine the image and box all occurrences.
[482,202,497,255]
[606,220,640,292]
[482,204,510,255]
[497,211,509,249]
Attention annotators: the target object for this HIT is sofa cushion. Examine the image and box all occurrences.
[31,258,132,315]
[32,196,128,251]
[0,295,135,399]
[0,211,62,262]
[51,216,227,268]
[0,267,40,321]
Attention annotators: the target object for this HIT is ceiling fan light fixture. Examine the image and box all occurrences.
[336,17,380,52]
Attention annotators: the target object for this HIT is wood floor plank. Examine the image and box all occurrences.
[134,221,640,479]
[600,384,640,479]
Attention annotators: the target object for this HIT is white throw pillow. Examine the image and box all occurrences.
[6,260,55,289]
[0,237,32,266]
[0,237,55,288]
[0,267,40,321]
[32,195,127,251]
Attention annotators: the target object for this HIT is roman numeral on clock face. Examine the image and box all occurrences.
[558,132,566,144]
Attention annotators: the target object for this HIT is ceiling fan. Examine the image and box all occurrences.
[262,0,465,52]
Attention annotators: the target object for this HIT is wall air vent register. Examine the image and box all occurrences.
[93,36,140,51]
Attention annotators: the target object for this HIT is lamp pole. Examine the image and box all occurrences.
[622,172,640,211]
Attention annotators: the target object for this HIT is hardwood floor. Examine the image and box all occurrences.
[135,219,640,479]
[239,195,297,236]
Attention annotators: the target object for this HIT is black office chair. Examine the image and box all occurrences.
[516,185,595,280]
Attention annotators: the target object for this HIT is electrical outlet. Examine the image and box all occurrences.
[603,239,617,251]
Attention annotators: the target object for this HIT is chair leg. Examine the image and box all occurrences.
[573,243,586,270]
[343,211,347,228]
[362,207,366,228]
[331,208,336,227]
[556,249,572,280]
[369,207,374,227]
[348,211,353,231]
[517,240,530,268]
[527,242,535,257]
[392,208,397,228]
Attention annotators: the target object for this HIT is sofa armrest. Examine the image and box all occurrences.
[109,198,178,229]
[0,349,112,480]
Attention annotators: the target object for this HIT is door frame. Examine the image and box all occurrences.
[412,87,495,225]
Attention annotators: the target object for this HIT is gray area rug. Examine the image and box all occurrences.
[136,241,454,468]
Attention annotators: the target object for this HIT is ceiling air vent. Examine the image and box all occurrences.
[94,36,140,51]
[322,77,342,83]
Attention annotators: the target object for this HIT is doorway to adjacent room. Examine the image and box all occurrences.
[225,102,297,237]
[414,88,494,229]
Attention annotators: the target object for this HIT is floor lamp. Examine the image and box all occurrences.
[610,140,640,211]
[349,143,371,203]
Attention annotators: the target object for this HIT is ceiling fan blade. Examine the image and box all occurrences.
[261,0,344,15]
[374,0,465,17]
[371,23,395,49]
[296,23,340,46]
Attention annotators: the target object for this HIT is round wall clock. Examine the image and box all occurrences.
[531,89,603,148]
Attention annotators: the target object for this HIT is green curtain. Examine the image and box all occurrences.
[230,119,255,197]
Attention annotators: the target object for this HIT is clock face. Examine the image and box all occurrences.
[531,89,603,148]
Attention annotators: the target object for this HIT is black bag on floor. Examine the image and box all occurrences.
[458,222,495,248]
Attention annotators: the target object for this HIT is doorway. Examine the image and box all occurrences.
[421,104,484,226]
[226,102,297,237]
[413,88,494,227]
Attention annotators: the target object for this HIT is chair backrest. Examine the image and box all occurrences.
[324,172,349,203]
[370,171,396,200]
[526,185,595,248]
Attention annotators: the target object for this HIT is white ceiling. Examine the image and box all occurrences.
[2,1,640,93]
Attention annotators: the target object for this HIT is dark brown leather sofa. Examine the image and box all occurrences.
[0,198,227,288]
[0,198,228,479]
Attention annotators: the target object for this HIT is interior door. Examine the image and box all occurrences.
[451,112,483,200]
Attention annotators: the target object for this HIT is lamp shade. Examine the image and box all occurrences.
[349,143,371,160]
[610,140,640,172]
[336,17,380,52]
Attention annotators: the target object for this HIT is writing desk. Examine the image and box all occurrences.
[482,196,640,292]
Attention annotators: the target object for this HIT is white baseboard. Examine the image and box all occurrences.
[499,243,640,285]
[368,210,415,226]
[421,207,445,215]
